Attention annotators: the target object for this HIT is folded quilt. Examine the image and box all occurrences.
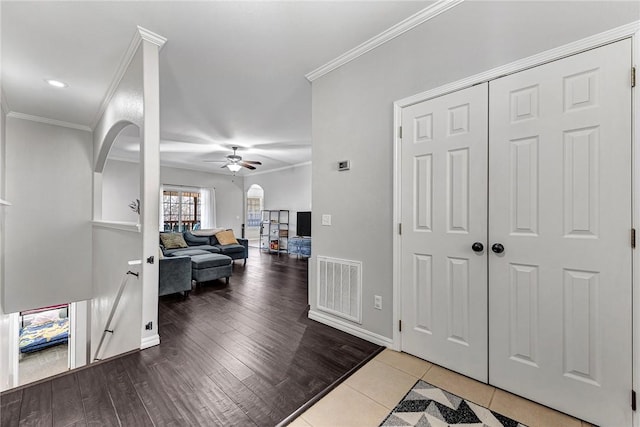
[19,318,69,353]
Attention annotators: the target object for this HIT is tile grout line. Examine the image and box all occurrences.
[299,356,432,426]
[369,356,432,381]
[369,359,418,378]
[344,382,396,411]
[488,387,497,408]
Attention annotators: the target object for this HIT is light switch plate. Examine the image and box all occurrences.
[322,214,332,226]
[374,295,382,310]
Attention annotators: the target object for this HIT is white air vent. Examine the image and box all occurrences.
[317,256,362,323]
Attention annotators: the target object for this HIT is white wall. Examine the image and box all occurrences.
[93,49,142,171]
[102,159,140,223]
[161,165,244,235]
[310,1,640,339]
[244,162,311,236]
[3,117,93,313]
[91,226,141,360]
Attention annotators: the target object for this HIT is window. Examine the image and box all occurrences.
[247,197,262,227]
[162,190,201,232]
[246,184,264,228]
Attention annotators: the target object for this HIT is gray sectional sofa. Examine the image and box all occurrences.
[159,255,192,297]
[158,231,248,298]
[160,231,249,264]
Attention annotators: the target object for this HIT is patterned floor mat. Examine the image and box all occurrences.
[380,380,527,427]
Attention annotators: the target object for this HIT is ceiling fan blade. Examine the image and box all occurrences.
[202,159,227,163]
[239,162,256,170]
[221,164,230,169]
[243,160,262,165]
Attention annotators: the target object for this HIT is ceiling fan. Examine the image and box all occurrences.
[204,146,262,172]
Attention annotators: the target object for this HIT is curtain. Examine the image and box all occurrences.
[200,187,216,229]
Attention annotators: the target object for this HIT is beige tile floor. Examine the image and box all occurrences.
[290,349,593,427]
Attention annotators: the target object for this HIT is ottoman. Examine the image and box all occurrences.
[191,253,233,285]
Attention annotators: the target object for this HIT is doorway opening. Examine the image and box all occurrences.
[246,184,264,247]
[18,304,70,386]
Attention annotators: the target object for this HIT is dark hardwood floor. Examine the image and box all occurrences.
[1,248,382,426]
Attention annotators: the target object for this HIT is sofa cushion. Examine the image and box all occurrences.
[194,245,222,254]
[166,248,211,257]
[191,228,226,237]
[191,253,233,269]
[216,243,246,255]
[160,233,188,249]
[183,231,210,246]
[215,230,239,245]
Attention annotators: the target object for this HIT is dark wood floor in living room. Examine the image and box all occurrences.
[0,248,382,427]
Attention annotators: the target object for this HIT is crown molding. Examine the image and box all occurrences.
[7,112,91,132]
[247,161,312,177]
[138,26,167,49]
[91,26,167,129]
[395,20,640,108]
[305,0,464,82]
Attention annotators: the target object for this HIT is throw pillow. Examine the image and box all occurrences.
[215,230,239,245]
[160,233,188,249]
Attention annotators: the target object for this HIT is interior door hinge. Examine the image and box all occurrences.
[398,126,403,139]
[632,67,636,88]
[632,228,636,249]
[632,389,636,411]
[398,223,402,235]
[399,320,402,332]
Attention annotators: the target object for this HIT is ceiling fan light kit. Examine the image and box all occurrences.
[205,146,262,173]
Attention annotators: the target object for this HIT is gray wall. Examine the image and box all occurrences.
[102,159,140,223]
[102,160,245,235]
[311,1,640,339]
[244,163,311,236]
[3,117,93,313]
[161,166,244,235]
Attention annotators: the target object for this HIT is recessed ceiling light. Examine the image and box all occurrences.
[45,79,68,88]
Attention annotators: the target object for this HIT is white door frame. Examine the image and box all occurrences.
[392,20,640,425]
[8,312,19,388]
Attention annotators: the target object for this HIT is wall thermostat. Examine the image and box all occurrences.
[338,160,350,171]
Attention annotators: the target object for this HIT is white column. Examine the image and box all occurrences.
[139,30,165,349]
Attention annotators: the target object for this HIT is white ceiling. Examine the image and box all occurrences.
[1,1,432,175]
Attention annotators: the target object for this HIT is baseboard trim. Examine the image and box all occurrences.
[308,309,393,347]
[140,334,160,350]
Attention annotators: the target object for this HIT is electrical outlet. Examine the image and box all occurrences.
[322,214,332,226]
[145,321,153,330]
[374,295,382,310]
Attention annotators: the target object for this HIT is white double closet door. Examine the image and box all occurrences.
[400,39,632,427]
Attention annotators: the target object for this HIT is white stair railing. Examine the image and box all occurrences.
[93,261,141,361]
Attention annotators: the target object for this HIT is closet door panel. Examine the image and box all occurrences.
[401,83,488,382]
[488,39,632,427]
